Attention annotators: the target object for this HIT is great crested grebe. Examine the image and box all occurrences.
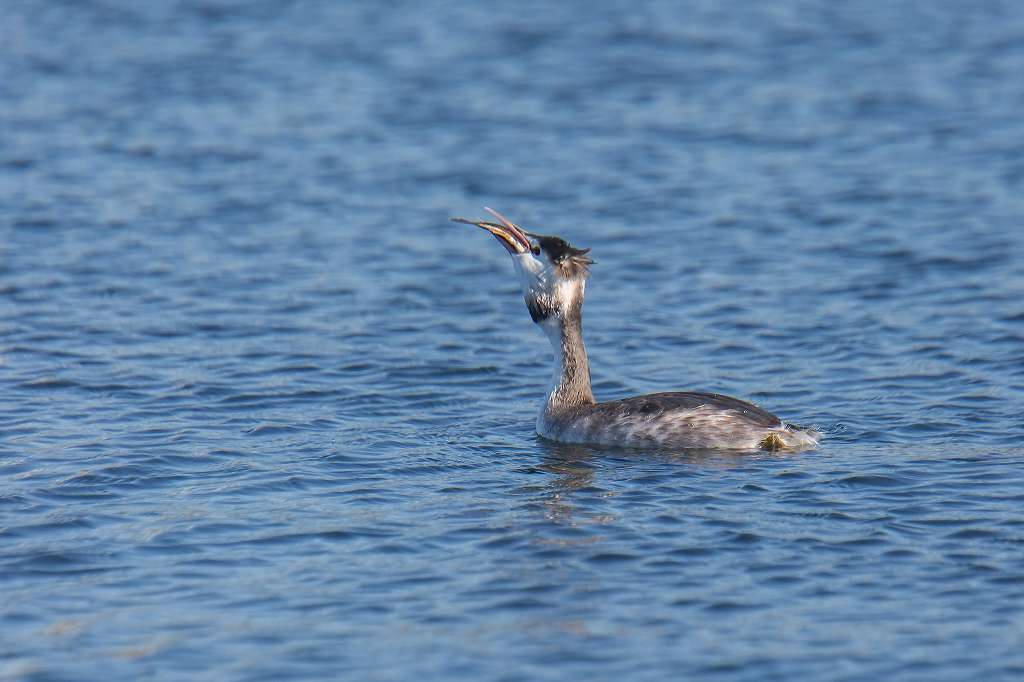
[452,208,820,451]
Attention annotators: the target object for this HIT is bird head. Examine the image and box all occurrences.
[452,207,593,325]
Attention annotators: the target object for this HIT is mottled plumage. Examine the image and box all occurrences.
[454,208,820,452]
[539,393,817,450]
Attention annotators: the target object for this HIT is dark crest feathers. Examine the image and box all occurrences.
[532,234,594,278]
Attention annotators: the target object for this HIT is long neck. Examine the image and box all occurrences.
[541,299,594,411]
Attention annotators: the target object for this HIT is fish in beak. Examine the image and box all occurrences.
[451,206,532,255]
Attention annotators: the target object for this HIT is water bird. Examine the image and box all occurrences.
[452,208,820,451]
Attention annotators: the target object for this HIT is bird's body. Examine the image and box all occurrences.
[454,208,820,452]
[538,393,819,451]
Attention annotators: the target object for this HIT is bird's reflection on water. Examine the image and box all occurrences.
[531,442,600,525]
[530,439,799,525]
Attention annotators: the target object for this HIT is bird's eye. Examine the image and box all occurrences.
[531,245,541,255]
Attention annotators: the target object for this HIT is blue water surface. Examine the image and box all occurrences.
[3,1,1024,680]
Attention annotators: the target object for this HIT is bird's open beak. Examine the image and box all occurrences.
[451,207,532,255]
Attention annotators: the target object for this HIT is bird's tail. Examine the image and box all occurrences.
[759,423,821,451]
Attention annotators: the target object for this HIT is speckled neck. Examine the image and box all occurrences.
[542,297,594,412]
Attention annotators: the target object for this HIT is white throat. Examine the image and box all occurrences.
[540,316,567,402]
